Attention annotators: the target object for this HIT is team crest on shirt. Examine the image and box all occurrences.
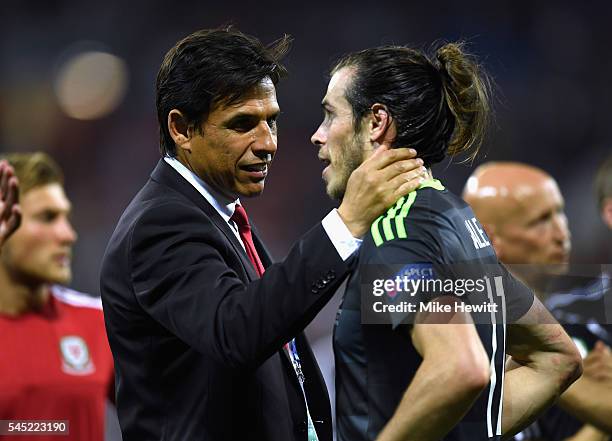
[59,336,95,375]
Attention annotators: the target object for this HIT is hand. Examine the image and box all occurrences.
[0,160,21,249]
[338,146,426,237]
[583,341,612,383]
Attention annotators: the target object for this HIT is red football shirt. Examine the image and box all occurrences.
[0,286,114,441]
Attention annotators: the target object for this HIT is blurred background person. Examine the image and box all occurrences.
[0,152,116,441]
[464,161,612,441]
[595,156,612,231]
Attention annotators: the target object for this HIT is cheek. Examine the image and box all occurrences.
[506,229,541,251]
[10,226,50,256]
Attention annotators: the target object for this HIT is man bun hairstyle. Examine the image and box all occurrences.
[156,26,292,157]
[434,42,491,162]
[332,41,492,167]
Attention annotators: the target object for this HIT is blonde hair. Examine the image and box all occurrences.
[2,152,64,195]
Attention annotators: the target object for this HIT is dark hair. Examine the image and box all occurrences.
[156,26,291,156]
[332,42,492,166]
[595,155,612,210]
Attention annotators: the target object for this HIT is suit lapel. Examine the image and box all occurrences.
[250,225,297,366]
[251,224,273,268]
[150,160,258,281]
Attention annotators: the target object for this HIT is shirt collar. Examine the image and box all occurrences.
[163,156,240,223]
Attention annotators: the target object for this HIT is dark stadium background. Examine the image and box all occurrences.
[1,1,610,439]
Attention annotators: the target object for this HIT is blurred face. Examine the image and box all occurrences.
[311,67,368,200]
[2,183,77,285]
[496,178,571,267]
[185,78,279,199]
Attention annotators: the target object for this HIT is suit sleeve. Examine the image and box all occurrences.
[128,200,349,369]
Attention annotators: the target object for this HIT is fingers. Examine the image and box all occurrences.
[368,144,391,159]
[0,172,19,222]
[0,168,20,247]
[365,147,418,171]
[5,204,21,237]
[379,159,426,182]
[0,161,9,202]
[390,175,425,202]
[594,340,610,354]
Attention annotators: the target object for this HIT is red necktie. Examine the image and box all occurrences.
[230,204,265,277]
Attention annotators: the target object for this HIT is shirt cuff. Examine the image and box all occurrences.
[321,209,363,261]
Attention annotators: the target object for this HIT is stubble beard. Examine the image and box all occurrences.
[327,133,367,201]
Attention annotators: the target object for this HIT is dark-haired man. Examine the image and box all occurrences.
[310,46,582,441]
[0,152,115,441]
[100,27,426,441]
[464,161,612,441]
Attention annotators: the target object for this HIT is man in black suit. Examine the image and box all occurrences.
[100,27,426,441]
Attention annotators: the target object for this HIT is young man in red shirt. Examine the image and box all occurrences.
[0,152,114,441]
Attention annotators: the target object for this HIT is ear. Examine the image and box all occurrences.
[168,109,192,154]
[369,103,396,148]
[602,198,612,230]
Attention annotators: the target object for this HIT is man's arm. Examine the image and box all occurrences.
[377,298,491,441]
[558,379,612,434]
[557,342,612,433]
[564,425,610,441]
[502,298,583,438]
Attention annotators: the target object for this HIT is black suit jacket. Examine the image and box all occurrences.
[101,160,348,441]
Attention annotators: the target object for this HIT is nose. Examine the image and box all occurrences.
[311,124,325,147]
[56,217,78,244]
[251,121,277,159]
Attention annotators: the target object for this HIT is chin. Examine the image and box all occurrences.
[326,181,346,201]
[45,269,72,285]
[547,261,570,276]
[238,185,265,198]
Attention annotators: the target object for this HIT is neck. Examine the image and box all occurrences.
[0,266,50,316]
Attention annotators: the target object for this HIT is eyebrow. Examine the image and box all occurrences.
[35,204,72,214]
[223,110,280,126]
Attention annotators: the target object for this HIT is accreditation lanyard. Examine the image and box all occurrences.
[285,339,319,441]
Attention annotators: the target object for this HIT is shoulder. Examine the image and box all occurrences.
[368,188,455,248]
[116,191,217,255]
[51,285,103,311]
